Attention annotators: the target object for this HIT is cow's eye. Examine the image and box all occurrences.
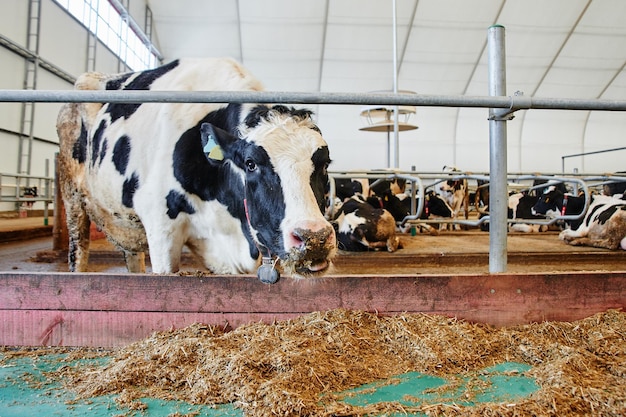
[245,159,257,172]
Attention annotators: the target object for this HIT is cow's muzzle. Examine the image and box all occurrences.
[283,223,336,275]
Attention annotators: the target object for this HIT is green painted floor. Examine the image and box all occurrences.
[335,362,539,416]
[0,354,538,416]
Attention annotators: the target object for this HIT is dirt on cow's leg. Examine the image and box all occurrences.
[123,251,146,273]
[67,207,91,272]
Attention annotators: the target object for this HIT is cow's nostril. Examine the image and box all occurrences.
[292,226,333,249]
[292,230,305,245]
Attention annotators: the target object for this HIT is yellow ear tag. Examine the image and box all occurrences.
[208,145,224,160]
[203,134,224,161]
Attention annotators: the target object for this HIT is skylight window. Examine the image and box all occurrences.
[54,0,160,71]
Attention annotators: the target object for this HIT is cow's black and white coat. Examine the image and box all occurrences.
[57,58,336,275]
[367,186,454,235]
[532,187,626,250]
[333,194,400,252]
[436,166,469,231]
[506,192,549,233]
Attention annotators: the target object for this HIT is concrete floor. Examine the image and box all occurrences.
[1,216,624,275]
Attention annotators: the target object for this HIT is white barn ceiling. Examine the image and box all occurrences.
[146,0,626,173]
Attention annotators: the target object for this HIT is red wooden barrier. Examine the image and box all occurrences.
[0,271,624,347]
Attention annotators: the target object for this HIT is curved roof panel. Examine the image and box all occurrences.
[147,0,626,172]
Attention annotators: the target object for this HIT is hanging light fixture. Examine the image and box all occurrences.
[359,90,418,168]
[358,0,418,168]
[359,90,419,132]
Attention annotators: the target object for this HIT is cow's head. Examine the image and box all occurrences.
[201,105,336,276]
[531,186,562,218]
[367,190,410,222]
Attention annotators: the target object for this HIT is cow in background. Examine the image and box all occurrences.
[334,178,369,201]
[478,191,548,233]
[603,173,626,197]
[530,186,588,230]
[531,179,568,197]
[533,187,626,250]
[57,58,336,278]
[473,179,490,215]
[436,166,469,230]
[360,178,454,235]
[333,194,399,252]
[507,192,548,233]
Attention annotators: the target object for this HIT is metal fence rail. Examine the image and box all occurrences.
[1,89,626,111]
[0,172,54,223]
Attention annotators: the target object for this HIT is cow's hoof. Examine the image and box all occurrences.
[257,264,280,284]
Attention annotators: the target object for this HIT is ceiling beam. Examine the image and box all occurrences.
[396,0,419,78]
[531,0,592,96]
[236,0,243,64]
[317,0,329,92]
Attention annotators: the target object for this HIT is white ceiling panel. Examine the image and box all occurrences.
[148,0,240,59]
[144,0,626,172]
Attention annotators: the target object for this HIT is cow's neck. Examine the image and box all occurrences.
[219,166,260,261]
[241,179,280,283]
[560,194,569,216]
[563,194,584,215]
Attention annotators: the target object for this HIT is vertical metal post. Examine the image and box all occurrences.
[391,0,400,168]
[487,25,508,273]
[44,158,49,225]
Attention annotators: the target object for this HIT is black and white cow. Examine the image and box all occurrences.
[532,187,626,250]
[334,178,368,201]
[366,184,454,235]
[473,179,490,215]
[333,194,399,252]
[436,166,469,230]
[506,192,548,233]
[478,191,548,233]
[57,58,336,280]
[603,174,626,197]
[530,187,587,230]
[531,179,568,197]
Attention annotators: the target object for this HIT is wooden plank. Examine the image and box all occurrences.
[0,271,624,347]
[1,271,624,314]
[0,310,299,347]
[0,306,617,348]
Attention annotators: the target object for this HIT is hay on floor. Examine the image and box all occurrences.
[49,309,626,416]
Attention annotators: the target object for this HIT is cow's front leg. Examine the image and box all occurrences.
[123,251,146,273]
[66,201,91,272]
[143,226,184,273]
[559,227,584,243]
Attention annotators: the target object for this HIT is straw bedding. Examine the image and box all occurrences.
[41,309,626,416]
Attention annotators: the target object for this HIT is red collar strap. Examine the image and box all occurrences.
[245,198,279,283]
[561,194,569,216]
[244,198,273,258]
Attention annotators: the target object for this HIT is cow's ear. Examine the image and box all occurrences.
[200,123,238,161]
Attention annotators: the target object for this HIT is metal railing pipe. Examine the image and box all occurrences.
[1,89,626,111]
[327,172,425,223]
[487,24,508,273]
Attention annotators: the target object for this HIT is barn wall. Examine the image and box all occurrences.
[0,0,151,213]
